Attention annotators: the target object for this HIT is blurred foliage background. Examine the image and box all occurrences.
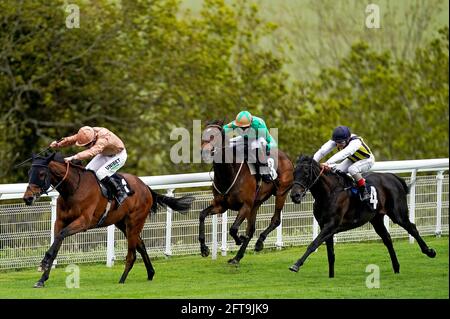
[0,0,448,183]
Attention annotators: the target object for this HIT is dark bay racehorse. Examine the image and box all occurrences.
[199,120,293,264]
[22,152,194,287]
[289,155,436,276]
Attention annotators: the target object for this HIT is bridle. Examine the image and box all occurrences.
[29,161,71,196]
[203,124,243,196]
[293,163,325,199]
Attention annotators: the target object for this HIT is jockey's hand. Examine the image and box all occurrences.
[64,156,75,162]
[320,163,334,172]
[50,141,59,148]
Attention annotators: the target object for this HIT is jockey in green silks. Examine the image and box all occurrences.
[223,111,277,183]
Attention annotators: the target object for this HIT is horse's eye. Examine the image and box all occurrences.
[39,171,46,179]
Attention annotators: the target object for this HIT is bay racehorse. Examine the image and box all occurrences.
[199,120,293,264]
[22,152,194,287]
[289,155,436,276]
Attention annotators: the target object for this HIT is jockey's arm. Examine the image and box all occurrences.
[223,122,236,134]
[54,134,78,147]
[313,140,335,162]
[326,139,362,165]
[72,136,108,160]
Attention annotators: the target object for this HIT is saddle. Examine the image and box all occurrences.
[97,173,134,201]
[333,170,378,211]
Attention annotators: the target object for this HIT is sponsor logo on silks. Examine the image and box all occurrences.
[105,158,121,171]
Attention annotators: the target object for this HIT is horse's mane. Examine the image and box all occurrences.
[296,154,355,187]
[49,152,85,170]
[325,169,354,187]
[206,119,225,127]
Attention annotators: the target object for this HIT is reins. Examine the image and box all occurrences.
[211,161,244,196]
[293,165,325,198]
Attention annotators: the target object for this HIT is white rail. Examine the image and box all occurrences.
[0,158,448,269]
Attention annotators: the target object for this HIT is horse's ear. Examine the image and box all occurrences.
[48,152,56,161]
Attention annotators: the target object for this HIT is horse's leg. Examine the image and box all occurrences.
[229,206,250,246]
[119,228,138,284]
[228,205,257,265]
[116,219,155,281]
[393,213,436,258]
[136,237,155,281]
[34,216,88,288]
[289,219,338,273]
[326,236,335,278]
[199,204,226,257]
[370,214,400,273]
[255,193,286,252]
[38,218,65,272]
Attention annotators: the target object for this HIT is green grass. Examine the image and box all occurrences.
[0,237,447,299]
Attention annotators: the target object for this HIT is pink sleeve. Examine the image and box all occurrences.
[74,136,108,160]
[57,134,78,147]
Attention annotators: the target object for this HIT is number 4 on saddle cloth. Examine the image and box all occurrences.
[334,170,379,212]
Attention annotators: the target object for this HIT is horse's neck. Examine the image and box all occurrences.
[49,161,83,196]
[213,162,240,186]
[309,174,334,201]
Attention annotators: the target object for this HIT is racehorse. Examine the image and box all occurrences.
[289,155,436,276]
[199,120,293,264]
[22,152,194,287]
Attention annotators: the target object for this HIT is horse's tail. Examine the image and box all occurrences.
[391,173,410,195]
[149,187,195,214]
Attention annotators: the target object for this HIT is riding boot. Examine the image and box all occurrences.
[102,176,128,205]
[256,162,273,183]
[359,184,371,203]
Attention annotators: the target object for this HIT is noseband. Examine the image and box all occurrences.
[293,164,325,199]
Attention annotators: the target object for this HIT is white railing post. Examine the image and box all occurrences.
[275,211,283,249]
[313,216,319,252]
[50,195,58,267]
[409,169,417,244]
[435,171,444,237]
[164,188,174,256]
[212,214,218,260]
[383,215,390,232]
[106,225,115,267]
[221,211,228,256]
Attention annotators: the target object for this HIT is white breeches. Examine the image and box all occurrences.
[86,149,127,180]
[335,155,375,180]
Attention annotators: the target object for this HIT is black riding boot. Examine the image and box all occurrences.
[256,162,273,183]
[359,185,371,203]
[102,176,128,205]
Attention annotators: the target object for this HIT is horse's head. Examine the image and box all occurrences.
[290,155,321,204]
[23,152,58,205]
[201,119,225,162]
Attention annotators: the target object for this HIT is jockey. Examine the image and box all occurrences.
[313,126,375,203]
[223,110,277,183]
[49,126,129,205]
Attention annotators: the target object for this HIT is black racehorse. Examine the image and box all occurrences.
[289,155,436,277]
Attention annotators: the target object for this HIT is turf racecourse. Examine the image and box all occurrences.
[0,236,447,299]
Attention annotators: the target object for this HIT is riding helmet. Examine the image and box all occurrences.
[332,126,351,143]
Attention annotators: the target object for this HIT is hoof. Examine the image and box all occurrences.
[201,246,210,257]
[228,258,239,265]
[427,248,436,258]
[254,240,264,252]
[289,264,299,273]
[234,238,242,246]
[148,273,155,281]
[33,281,44,288]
